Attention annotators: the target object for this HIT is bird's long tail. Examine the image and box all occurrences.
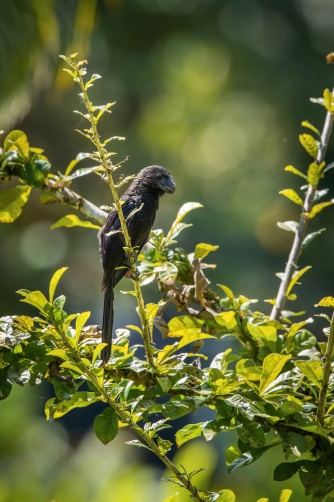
[102,278,114,362]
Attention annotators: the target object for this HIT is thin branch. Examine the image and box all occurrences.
[317,310,334,424]
[270,94,334,320]
[69,58,154,367]
[44,179,107,225]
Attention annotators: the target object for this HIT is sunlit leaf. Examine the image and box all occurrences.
[194,243,219,260]
[92,343,108,364]
[307,162,325,187]
[299,133,318,158]
[295,359,323,389]
[218,490,236,502]
[287,266,312,295]
[75,312,91,344]
[0,185,31,223]
[308,201,334,219]
[4,130,29,157]
[247,323,277,352]
[164,202,203,245]
[316,296,334,308]
[45,392,100,420]
[215,312,237,330]
[50,214,101,230]
[175,423,204,447]
[284,165,306,179]
[259,354,291,395]
[279,189,303,206]
[49,267,68,303]
[162,494,179,502]
[217,284,234,302]
[21,291,50,313]
[323,88,334,113]
[301,121,320,137]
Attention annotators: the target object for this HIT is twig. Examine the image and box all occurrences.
[317,311,334,424]
[70,58,154,367]
[270,93,334,320]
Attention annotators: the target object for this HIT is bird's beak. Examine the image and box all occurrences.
[160,175,176,194]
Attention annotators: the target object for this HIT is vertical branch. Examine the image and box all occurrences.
[67,57,154,366]
[270,94,334,320]
[317,311,334,424]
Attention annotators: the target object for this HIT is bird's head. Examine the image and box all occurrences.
[138,165,176,194]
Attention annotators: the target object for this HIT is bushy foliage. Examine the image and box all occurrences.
[1,54,334,502]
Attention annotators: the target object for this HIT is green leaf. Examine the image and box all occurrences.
[164,202,203,245]
[64,152,90,177]
[145,303,160,338]
[308,201,334,219]
[194,243,219,259]
[274,462,304,481]
[217,284,234,302]
[49,267,68,303]
[4,130,29,157]
[247,323,277,352]
[93,407,118,445]
[157,437,172,455]
[45,392,99,419]
[50,214,101,230]
[48,349,69,360]
[92,343,108,364]
[21,291,50,313]
[237,418,265,448]
[162,494,179,502]
[299,462,323,493]
[279,189,303,206]
[287,420,328,439]
[259,354,291,395]
[307,162,325,187]
[168,316,204,333]
[301,229,326,253]
[316,296,334,308]
[294,360,323,388]
[323,88,334,113]
[236,359,262,381]
[75,311,91,344]
[284,165,307,179]
[299,134,318,158]
[218,490,236,502]
[277,221,299,233]
[175,423,204,447]
[0,185,31,223]
[301,121,321,137]
[214,311,237,330]
[287,266,312,295]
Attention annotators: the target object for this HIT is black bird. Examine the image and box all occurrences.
[98,165,176,361]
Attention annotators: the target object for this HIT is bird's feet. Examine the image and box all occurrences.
[125,267,140,281]
[125,250,138,266]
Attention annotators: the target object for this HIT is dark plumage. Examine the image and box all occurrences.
[98,165,176,361]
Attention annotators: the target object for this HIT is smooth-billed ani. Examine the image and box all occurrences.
[98,165,175,361]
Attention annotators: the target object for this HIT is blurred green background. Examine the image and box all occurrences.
[1,1,334,500]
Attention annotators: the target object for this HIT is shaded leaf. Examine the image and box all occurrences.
[301,229,326,253]
[94,407,118,445]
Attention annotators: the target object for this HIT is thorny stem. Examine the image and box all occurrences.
[317,310,334,425]
[270,92,334,320]
[57,326,205,502]
[71,58,155,367]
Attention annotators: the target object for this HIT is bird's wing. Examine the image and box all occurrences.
[99,198,147,289]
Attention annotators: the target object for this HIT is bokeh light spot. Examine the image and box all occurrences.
[20,221,68,269]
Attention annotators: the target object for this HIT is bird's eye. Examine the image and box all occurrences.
[157,174,162,180]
